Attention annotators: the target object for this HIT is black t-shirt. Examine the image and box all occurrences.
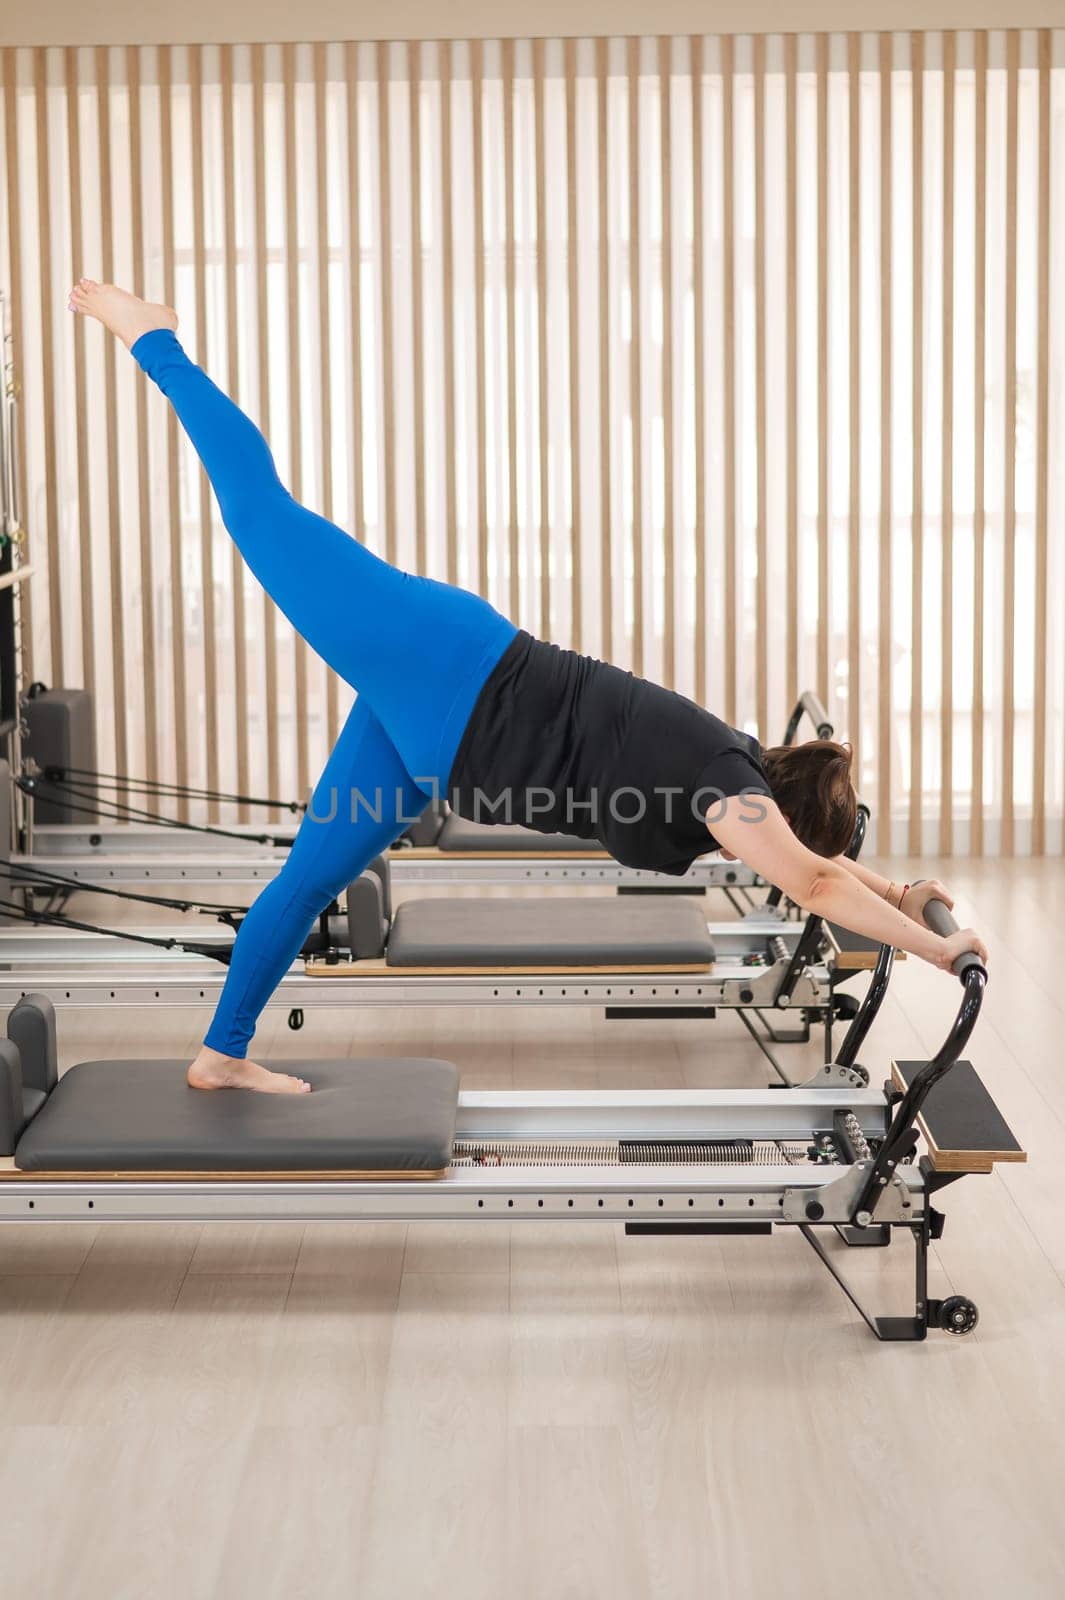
[446,631,773,876]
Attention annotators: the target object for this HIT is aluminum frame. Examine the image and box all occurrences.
[0,1086,900,1225]
[0,919,831,1012]
[22,824,762,890]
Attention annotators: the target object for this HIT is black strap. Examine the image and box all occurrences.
[17,773,297,848]
[0,860,248,929]
[0,895,234,965]
[38,764,305,813]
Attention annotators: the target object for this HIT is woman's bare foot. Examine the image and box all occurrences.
[187,1045,311,1095]
[68,278,178,351]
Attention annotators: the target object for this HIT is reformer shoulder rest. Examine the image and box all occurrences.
[436,814,603,856]
[395,799,603,858]
[0,995,460,1178]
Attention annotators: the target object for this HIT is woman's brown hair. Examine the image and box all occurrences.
[761,740,857,859]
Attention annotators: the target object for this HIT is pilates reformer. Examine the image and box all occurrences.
[12,688,835,899]
[0,899,1024,1341]
[0,843,881,1080]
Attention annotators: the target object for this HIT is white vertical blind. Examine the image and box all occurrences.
[0,31,1062,852]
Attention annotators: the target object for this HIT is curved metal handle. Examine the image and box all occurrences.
[800,690,834,740]
[920,891,988,983]
[834,939,895,1074]
[845,801,871,863]
[781,689,834,746]
[850,897,987,1223]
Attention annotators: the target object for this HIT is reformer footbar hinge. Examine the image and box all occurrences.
[781,1160,913,1227]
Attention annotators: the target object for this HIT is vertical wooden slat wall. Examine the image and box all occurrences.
[0,32,1062,855]
[691,33,706,705]
[1031,29,1051,857]
[626,35,644,678]
[595,35,612,664]
[65,47,94,710]
[128,45,159,786]
[846,32,860,785]
[1001,28,1019,856]
[32,51,60,682]
[908,31,924,855]
[783,33,798,718]
[157,46,190,819]
[659,35,675,691]
[940,33,955,855]
[815,32,829,708]
[96,46,129,780]
[250,43,280,808]
[314,42,339,749]
[533,39,551,638]
[971,29,987,857]
[721,32,737,725]
[189,45,219,808]
[877,31,893,848]
[753,34,768,739]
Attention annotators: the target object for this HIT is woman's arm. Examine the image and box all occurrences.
[711,795,987,971]
[835,855,956,925]
[834,855,893,897]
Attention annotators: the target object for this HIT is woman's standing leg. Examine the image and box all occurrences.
[190,696,427,1091]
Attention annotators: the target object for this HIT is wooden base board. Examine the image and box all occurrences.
[825,923,908,970]
[890,1061,1027,1174]
[305,958,715,978]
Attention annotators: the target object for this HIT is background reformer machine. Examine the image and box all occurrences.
[0,900,1024,1341]
[0,828,879,1083]
[11,685,835,900]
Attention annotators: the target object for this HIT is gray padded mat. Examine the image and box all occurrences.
[387,896,715,968]
[438,815,599,853]
[14,1057,460,1173]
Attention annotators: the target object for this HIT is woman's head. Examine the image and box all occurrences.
[762,739,857,858]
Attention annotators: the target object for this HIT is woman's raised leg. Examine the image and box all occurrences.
[68,281,516,785]
[188,696,428,1090]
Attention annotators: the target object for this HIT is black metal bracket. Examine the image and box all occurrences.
[799,1215,932,1341]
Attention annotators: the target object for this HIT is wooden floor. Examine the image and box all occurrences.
[1,857,1063,1598]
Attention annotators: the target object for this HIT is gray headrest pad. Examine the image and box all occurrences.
[387,896,715,968]
[15,1057,460,1173]
[438,816,597,853]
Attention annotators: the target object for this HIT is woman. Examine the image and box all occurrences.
[68,281,988,1094]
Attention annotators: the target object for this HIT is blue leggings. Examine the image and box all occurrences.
[132,329,517,1056]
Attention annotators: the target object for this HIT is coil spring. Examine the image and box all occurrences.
[452,1139,809,1168]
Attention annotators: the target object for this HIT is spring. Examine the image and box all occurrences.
[451,1139,811,1168]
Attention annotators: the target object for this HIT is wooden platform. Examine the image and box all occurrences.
[826,922,908,970]
[892,1058,1027,1174]
[305,957,715,978]
[0,1163,445,1182]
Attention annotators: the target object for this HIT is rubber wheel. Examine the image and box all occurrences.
[937,1295,979,1336]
